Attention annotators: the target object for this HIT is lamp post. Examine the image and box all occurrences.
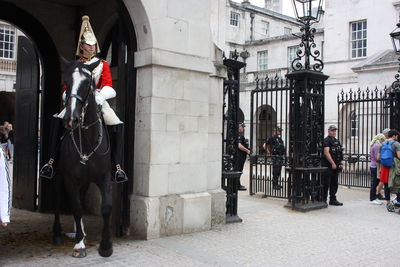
[389,19,400,130]
[285,0,328,211]
[291,0,324,71]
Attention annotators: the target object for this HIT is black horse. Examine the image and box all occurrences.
[52,58,113,258]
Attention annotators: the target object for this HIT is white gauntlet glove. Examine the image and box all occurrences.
[95,91,107,105]
[94,86,116,106]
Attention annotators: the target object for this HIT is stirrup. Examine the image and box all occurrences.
[112,164,128,183]
[40,159,55,179]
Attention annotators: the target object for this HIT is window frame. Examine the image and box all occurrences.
[230,11,240,27]
[287,46,299,69]
[350,112,359,138]
[261,20,269,36]
[350,20,367,59]
[0,24,16,60]
[284,27,292,36]
[257,50,268,71]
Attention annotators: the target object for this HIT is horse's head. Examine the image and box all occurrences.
[61,57,101,129]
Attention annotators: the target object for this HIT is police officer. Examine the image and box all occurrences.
[322,125,344,206]
[263,126,285,190]
[234,122,250,191]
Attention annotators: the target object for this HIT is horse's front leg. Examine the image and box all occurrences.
[66,185,87,258]
[98,182,113,257]
[52,175,63,245]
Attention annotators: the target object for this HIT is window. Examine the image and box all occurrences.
[257,50,268,71]
[350,112,358,138]
[261,21,269,36]
[287,46,298,68]
[230,11,239,27]
[0,25,15,59]
[284,27,292,35]
[350,20,367,58]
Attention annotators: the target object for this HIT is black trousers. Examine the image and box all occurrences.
[272,164,282,185]
[369,167,380,201]
[234,154,246,187]
[322,168,339,202]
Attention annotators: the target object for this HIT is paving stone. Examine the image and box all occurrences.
[1,163,399,266]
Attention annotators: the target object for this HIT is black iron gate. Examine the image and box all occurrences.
[337,87,390,188]
[249,76,291,198]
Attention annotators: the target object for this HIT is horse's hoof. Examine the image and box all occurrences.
[98,246,113,257]
[72,248,87,258]
[53,236,63,246]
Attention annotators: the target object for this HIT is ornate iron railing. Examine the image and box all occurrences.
[337,87,391,188]
[249,75,291,199]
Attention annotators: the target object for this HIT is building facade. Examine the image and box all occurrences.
[1,0,229,240]
[225,0,400,150]
[0,21,21,92]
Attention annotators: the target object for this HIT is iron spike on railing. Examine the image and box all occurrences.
[349,88,353,100]
[383,86,389,96]
[260,76,264,90]
[373,86,379,99]
[365,87,370,99]
[264,76,270,90]
[255,75,260,89]
[339,89,344,101]
[357,87,361,100]
[274,74,279,88]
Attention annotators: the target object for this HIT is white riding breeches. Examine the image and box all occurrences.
[57,100,122,126]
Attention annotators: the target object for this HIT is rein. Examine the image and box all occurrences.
[67,73,107,165]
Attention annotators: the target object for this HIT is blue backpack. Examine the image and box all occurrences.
[381,140,395,167]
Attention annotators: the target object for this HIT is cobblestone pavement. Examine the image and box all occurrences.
[1,164,400,266]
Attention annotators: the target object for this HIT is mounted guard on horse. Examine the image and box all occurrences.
[39,15,127,183]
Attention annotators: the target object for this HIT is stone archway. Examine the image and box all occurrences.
[0,0,142,235]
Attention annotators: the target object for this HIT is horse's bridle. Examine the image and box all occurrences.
[66,71,106,165]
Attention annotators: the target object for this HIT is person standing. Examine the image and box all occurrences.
[377,129,400,205]
[234,122,250,191]
[322,125,343,206]
[382,128,390,139]
[0,144,11,226]
[369,134,385,205]
[263,127,285,190]
[0,125,8,160]
[6,124,13,162]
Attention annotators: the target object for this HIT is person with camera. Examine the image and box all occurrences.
[322,125,344,206]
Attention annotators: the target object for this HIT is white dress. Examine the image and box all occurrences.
[0,148,11,223]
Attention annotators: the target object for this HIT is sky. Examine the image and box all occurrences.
[231,0,296,17]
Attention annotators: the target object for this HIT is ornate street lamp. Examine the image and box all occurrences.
[291,0,324,71]
[292,0,323,22]
[389,18,400,130]
[390,20,400,54]
[285,0,328,211]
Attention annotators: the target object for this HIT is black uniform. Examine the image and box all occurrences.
[266,135,285,187]
[322,135,343,202]
[234,133,248,172]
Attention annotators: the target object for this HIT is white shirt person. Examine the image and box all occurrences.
[0,147,11,226]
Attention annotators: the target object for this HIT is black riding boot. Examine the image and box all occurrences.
[108,124,128,183]
[39,116,62,179]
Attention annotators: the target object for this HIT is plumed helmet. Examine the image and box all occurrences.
[76,15,101,57]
